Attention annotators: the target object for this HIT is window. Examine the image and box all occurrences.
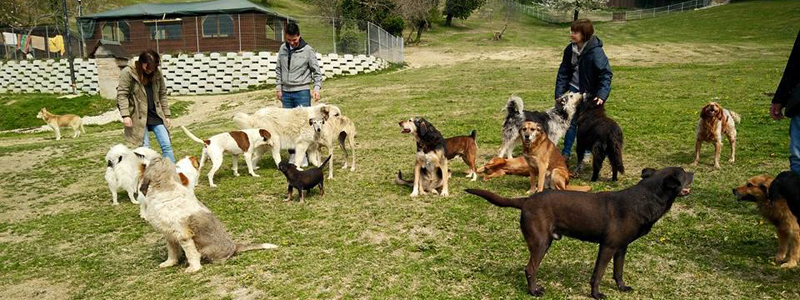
[101,21,130,42]
[202,14,234,38]
[148,21,183,40]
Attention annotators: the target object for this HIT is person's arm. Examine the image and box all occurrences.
[159,73,171,119]
[554,46,572,99]
[593,49,613,103]
[116,69,133,126]
[308,49,323,101]
[774,31,800,105]
[275,47,283,100]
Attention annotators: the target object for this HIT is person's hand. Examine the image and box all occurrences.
[165,118,172,128]
[771,103,785,120]
[276,90,282,101]
[594,97,604,105]
[123,117,133,127]
[312,90,321,102]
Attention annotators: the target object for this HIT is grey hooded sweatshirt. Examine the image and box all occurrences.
[275,38,323,92]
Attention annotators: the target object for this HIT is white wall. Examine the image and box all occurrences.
[0,52,390,96]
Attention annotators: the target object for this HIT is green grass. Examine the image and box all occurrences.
[2,0,800,299]
[0,94,115,131]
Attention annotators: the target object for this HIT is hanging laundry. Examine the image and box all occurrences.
[17,34,31,53]
[30,35,46,51]
[3,32,17,45]
[48,35,64,55]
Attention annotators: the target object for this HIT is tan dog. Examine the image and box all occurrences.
[519,121,590,193]
[692,102,740,168]
[734,175,800,268]
[477,156,535,180]
[445,130,478,181]
[138,158,278,273]
[37,108,84,140]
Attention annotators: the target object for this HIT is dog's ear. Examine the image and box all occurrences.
[189,156,200,169]
[641,168,656,179]
[663,173,682,191]
[139,178,150,197]
[759,183,769,196]
[309,119,314,126]
[259,129,271,142]
[417,119,429,137]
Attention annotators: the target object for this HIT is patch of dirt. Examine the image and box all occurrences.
[0,278,72,300]
[404,47,561,68]
[172,90,273,128]
[0,147,59,173]
[209,275,265,300]
[0,230,41,243]
[361,230,390,245]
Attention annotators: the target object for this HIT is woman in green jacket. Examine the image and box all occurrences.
[116,49,175,162]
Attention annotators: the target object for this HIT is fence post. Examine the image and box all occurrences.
[332,16,337,54]
[195,16,200,53]
[238,14,242,52]
[155,21,160,53]
[46,26,50,59]
[366,22,370,55]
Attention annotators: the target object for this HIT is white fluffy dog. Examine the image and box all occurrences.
[233,104,341,170]
[139,157,278,273]
[309,115,357,179]
[104,144,160,205]
[138,155,201,219]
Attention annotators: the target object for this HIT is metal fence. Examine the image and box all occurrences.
[3,15,403,64]
[505,0,712,23]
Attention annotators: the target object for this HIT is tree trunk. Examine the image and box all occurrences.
[415,21,426,43]
[573,9,579,21]
[445,14,453,27]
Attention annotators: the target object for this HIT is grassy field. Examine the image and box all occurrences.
[2,0,800,299]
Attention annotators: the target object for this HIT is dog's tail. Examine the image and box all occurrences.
[505,95,524,116]
[180,126,207,145]
[469,130,477,142]
[608,127,625,176]
[394,170,413,186]
[233,112,254,129]
[729,110,741,124]
[337,132,349,158]
[565,185,592,192]
[235,243,278,254]
[465,189,524,209]
[320,155,332,170]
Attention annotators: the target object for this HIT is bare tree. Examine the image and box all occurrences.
[542,0,606,21]
[393,0,437,44]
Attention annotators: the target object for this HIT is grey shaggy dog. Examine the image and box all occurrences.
[498,92,585,159]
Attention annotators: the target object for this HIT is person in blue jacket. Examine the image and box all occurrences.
[555,19,613,159]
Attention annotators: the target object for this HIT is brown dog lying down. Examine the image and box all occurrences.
[466,167,693,299]
[445,130,478,181]
[734,175,800,268]
[477,156,535,180]
[520,121,590,193]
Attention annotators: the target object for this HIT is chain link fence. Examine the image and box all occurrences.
[504,0,712,23]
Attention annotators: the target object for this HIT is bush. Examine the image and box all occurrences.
[337,31,362,54]
[381,16,405,36]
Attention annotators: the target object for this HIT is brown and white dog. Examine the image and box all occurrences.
[399,117,449,197]
[138,157,277,273]
[520,121,590,193]
[692,102,740,168]
[477,156,535,181]
[445,130,478,181]
[734,175,800,268]
[37,107,84,140]
[181,126,272,188]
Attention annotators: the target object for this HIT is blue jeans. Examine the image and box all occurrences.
[282,90,312,108]
[142,124,176,163]
[790,115,800,176]
[561,86,584,157]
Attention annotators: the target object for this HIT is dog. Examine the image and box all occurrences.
[399,117,450,197]
[181,126,272,188]
[770,171,800,228]
[138,155,201,219]
[37,107,84,140]
[691,102,740,168]
[476,156,535,180]
[733,175,800,268]
[575,99,625,181]
[394,169,451,194]
[498,93,584,159]
[309,115,357,179]
[519,121,591,193]
[104,144,161,205]
[233,104,341,170]
[278,155,331,203]
[138,157,278,273]
[444,130,479,181]
[466,167,694,299]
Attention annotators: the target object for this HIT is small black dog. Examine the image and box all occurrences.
[770,171,800,227]
[575,97,625,181]
[278,155,331,203]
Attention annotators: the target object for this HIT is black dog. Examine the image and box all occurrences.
[575,98,625,181]
[278,155,331,203]
[466,167,693,299]
[770,171,800,227]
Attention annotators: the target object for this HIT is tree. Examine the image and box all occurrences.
[443,0,486,27]
[542,0,606,21]
[393,0,438,44]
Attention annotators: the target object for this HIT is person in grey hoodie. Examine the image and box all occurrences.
[555,19,613,159]
[275,23,323,108]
